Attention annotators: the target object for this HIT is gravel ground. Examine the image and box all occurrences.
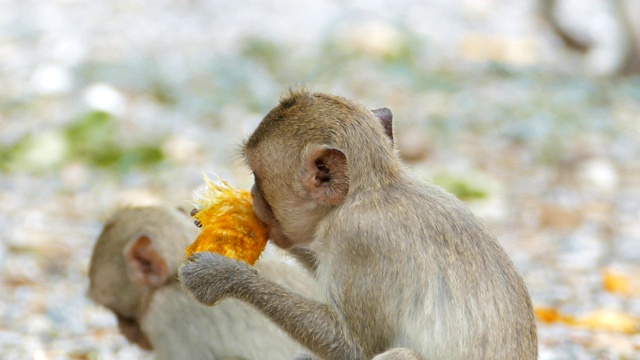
[1,0,639,359]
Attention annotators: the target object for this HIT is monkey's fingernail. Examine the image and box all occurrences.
[194,220,202,227]
[190,208,199,217]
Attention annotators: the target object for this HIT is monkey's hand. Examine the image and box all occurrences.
[189,208,202,228]
[183,252,365,359]
[178,251,257,306]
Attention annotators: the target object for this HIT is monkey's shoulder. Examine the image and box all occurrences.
[348,180,484,228]
[331,180,502,257]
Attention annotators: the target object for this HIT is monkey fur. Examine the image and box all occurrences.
[179,89,538,359]
[89,205,315,360]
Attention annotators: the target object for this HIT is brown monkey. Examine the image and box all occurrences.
[539,0,640,75]
[89,205,315,360]
[179,89,538,359]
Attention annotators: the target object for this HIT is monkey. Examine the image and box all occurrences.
[539,0,640,75]
[179,89,538,359]
[89,205,316,360]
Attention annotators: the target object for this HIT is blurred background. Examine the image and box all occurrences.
[1,0,639,358]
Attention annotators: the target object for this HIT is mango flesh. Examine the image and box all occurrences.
[185,174,268,265]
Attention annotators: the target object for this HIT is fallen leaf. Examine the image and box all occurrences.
[536,307,639,334]
[535,307,573,324]
[603,269,640,297]
[574,309,639,334]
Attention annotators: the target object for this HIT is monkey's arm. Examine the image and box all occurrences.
[179,252,365,360]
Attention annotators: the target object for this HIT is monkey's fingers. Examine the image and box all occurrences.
[179,258,223,306]
[179,251,256,306]
[190,208,203,227]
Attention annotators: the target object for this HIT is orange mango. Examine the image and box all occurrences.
[185,174,268,265]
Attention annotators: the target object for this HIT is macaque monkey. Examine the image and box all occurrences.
[179,89,538,359]
[89,205,315,360]
[540,0,640,75]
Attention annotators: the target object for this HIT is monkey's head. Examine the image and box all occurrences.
[88,206,191,350]
[243,89,401,249]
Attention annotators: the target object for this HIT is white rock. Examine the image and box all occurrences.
[576,157,619,193]
[83,83,127,116]
[30,63,73,95]
[342,20,404,58]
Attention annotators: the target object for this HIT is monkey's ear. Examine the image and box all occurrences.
[371,108,393,144]
[125,235,169,288]
[304,147,349,206]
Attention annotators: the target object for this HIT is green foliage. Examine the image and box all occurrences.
[151,81,179,106]
[0,130,69,173]
[65,111,117,162]
[0,111,165,174]
[431,173,489,201]
[66,111,166,171]
[242,37,283,76]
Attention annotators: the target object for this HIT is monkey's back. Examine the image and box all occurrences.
[319,178,537,360]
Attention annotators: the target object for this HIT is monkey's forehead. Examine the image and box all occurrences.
[243,90,384,161]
